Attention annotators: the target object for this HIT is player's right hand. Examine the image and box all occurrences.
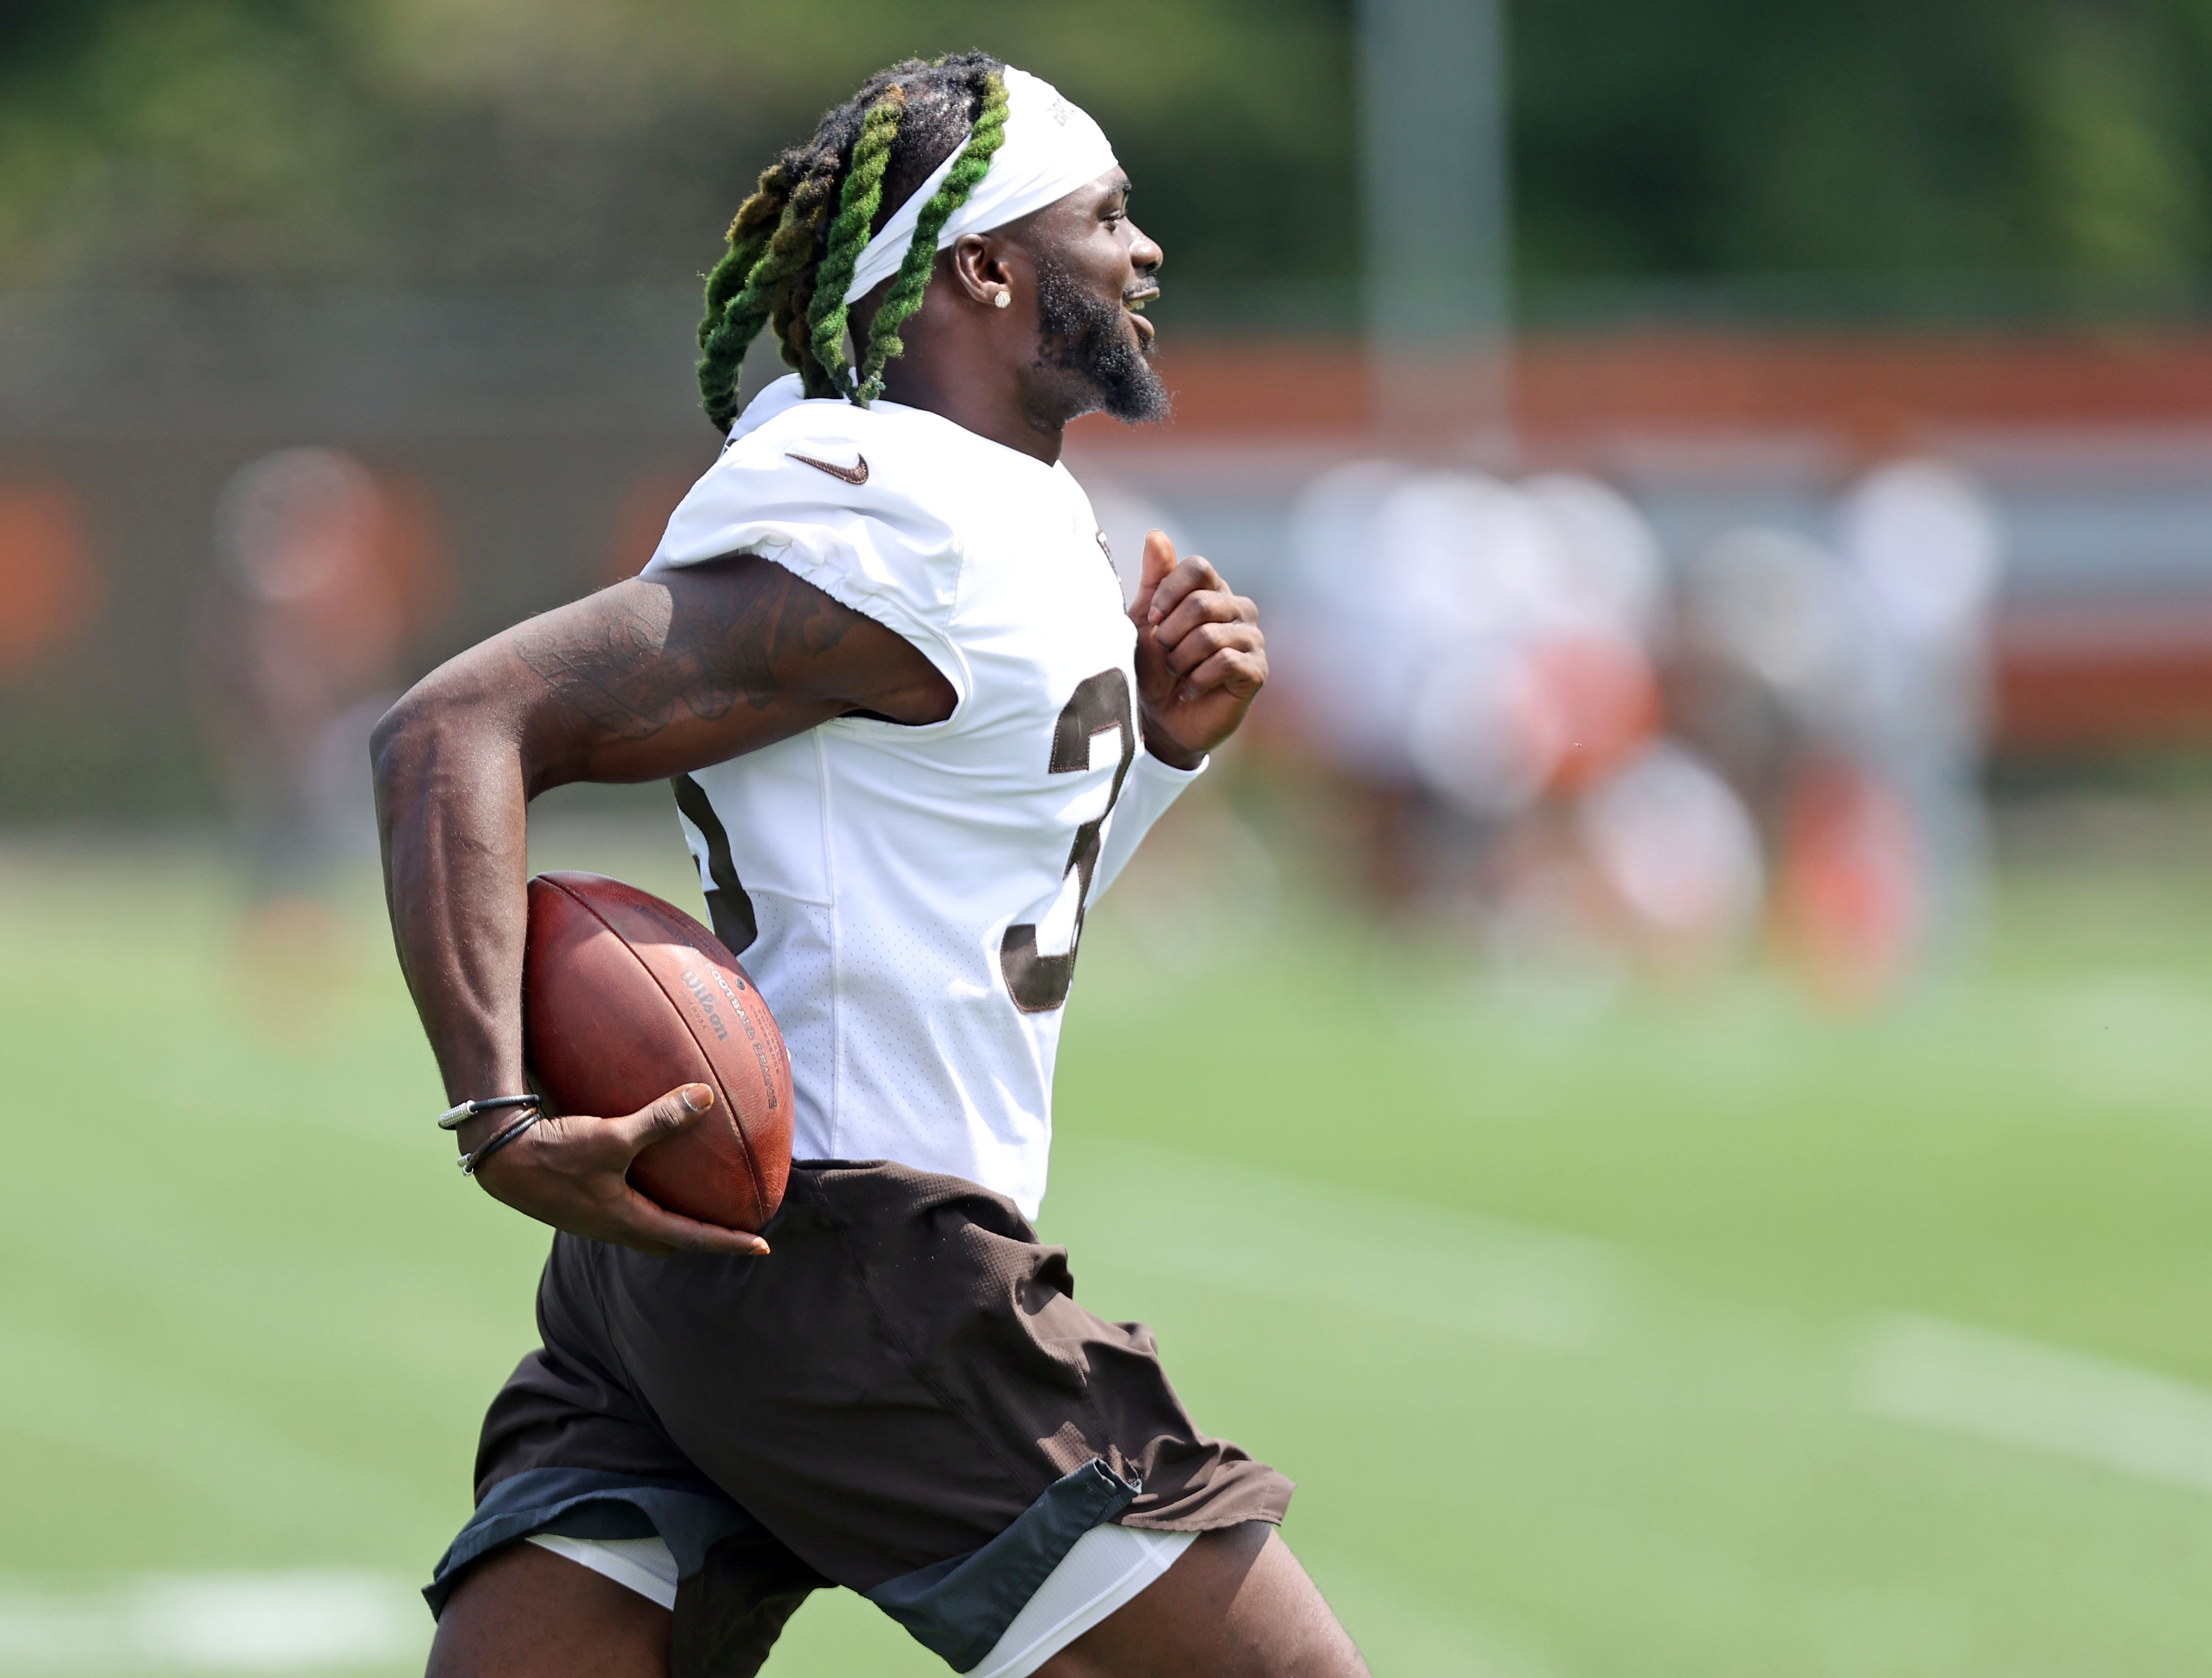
[467,1083,772,1258]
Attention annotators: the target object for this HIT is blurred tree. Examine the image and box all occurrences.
[0,1,380,281]
[2023,4,2206,281]
[4,0,2212,315]
[1515,0,2212,309]
[0,0,1354,293]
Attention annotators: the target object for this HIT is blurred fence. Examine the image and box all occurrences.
[8,287,2212,826]
[0,287,724,819]
[1074,337,2212,760]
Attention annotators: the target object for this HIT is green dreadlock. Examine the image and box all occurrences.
[850,81,1010,404]
[805,87,906,397]
[698,160,794,348]
[696,168,836,411]
[695,55,1011,429]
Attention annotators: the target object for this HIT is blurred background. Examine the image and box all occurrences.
[8,1,2212,1673]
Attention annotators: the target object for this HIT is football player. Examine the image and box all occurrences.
[375,54,1364,1678]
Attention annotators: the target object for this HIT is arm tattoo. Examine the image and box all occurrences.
[515,565,863,742]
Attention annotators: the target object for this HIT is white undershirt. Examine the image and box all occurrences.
[526,1523,1195,1677]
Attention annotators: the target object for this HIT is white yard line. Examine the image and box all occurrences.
[1857,1312,2212,1493]
[0,1571,424,1675]
[11,1178,2198,1676]
[1051,1137,1629,1350]
[1065,1136,2212,1507]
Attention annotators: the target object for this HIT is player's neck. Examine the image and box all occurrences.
[878,336,1067,467]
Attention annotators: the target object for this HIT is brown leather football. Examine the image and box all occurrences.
[521,871,792,1232]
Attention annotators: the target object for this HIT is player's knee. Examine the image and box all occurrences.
[1045,1523,1366,1678]
[1213,1528,1368,1678]
[428,1541,670,1678]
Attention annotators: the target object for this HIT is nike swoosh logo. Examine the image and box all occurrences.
[787,450,869,486]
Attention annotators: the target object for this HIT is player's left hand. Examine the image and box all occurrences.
[1130,530,1266,769]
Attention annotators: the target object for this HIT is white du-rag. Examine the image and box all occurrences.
[840,66,1119,304]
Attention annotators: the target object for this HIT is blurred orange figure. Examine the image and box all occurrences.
[1528,632,1663,798]
[1775,763,1921,1008]
[0,479,100,682]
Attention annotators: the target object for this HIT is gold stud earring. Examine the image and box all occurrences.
[993,290,1012,309]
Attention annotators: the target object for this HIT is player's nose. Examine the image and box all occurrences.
[1128,221,1164,277]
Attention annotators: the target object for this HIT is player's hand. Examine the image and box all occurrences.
[465,1083,771,1258]
[1129,530,1266,769]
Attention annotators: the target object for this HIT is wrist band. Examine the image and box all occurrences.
[437,1094,541,1132]
[459,1110,544,1176]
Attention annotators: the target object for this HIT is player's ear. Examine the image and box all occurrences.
[950,234,1011,309]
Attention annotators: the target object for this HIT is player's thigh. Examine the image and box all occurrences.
[427,1540,671,1678]
[1036,1522,1367,1678]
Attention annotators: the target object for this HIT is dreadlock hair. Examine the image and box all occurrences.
[697,53,1011,428]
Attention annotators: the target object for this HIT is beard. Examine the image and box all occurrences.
[1032,256,1172,425]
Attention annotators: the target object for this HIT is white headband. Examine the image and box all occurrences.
[841,66,1119,305]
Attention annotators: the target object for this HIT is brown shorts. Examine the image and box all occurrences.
[425,1161,1294,1675]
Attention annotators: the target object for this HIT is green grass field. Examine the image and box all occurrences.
[7,800,2212,1676]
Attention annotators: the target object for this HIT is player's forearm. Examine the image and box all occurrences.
[372,685,534,1134]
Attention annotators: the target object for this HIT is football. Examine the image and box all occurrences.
[521,871,793,1232]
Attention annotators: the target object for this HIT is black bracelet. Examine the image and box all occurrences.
[458,1110,544,1176]
[437,1094,540,1132]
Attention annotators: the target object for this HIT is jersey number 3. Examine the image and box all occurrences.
[1000,669,1135,1013]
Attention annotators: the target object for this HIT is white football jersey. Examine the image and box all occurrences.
[642,376,1200,1216]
